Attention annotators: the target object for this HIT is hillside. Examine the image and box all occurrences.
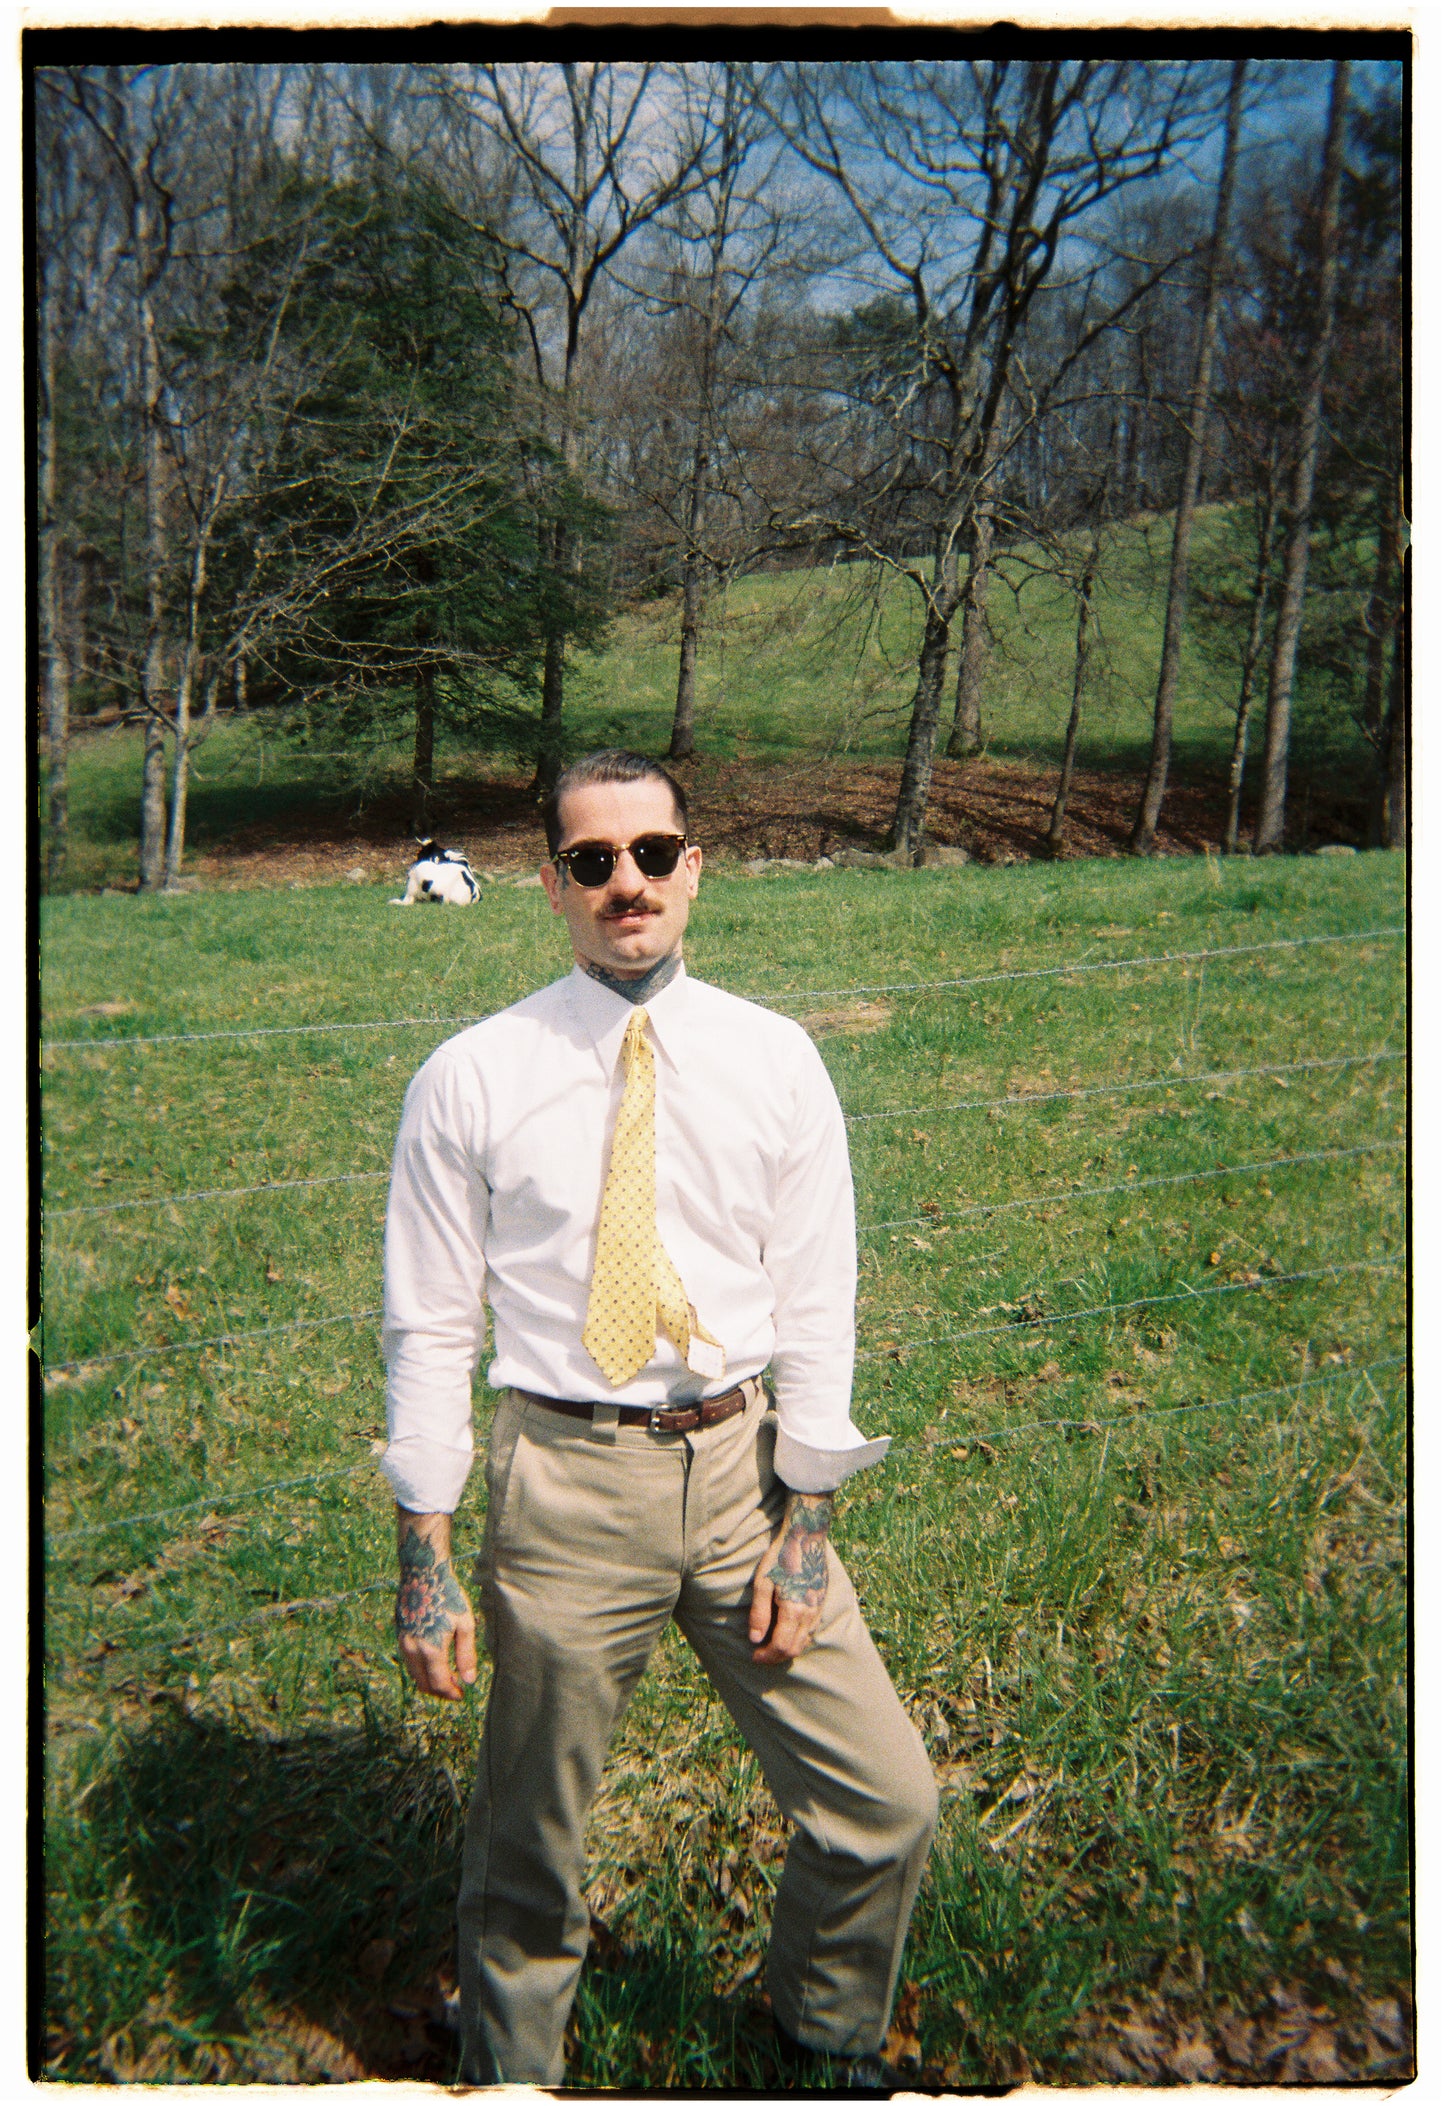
[55,511,1377,893]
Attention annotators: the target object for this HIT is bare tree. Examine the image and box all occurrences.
[438,62,707,790]
[1045,515,1103,856]
[1380,591,1405,849]
[46,64,226,890]
[764,57,1215,858]
[943,416,1002,760]
[1128,57,1246,855]
[1253,59,1351,854]
[1221,439,1283,853]
[35,84,89,890]
[637,63,789,762]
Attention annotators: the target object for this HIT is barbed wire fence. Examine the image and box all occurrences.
[42,925,1403,1054]
[43,921,1407,1671]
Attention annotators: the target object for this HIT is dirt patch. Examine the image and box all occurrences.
[795,1000,893,1037]
[169,753,1367,893]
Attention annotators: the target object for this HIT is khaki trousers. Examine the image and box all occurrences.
[456,1380,938,2085]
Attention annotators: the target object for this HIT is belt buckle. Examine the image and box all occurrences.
[647,1404,670,1433]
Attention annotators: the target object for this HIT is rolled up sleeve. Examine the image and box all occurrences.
[380,1050,490,1514]
[764,1038,890,1493]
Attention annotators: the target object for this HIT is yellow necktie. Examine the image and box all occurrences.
[582,1008,723,1388]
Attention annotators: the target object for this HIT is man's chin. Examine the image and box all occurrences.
[592,933,667,975]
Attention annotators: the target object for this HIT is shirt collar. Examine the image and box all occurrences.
[565,960,690,1074]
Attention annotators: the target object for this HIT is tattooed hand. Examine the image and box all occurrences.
[748,1490,833,1666]
[395,1508,477,1700]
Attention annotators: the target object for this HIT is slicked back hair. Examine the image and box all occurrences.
[542,750,689,856]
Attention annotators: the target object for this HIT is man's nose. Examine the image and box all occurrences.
[608,848,651,889]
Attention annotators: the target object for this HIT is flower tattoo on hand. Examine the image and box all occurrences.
[396,1523,469,1646]
[765,1492,833,1609]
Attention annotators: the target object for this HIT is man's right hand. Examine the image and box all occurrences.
[395,1507,477,1700]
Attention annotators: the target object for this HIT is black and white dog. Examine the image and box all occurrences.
[390,840,481,906]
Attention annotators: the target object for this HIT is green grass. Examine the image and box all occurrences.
[42,848,1407,2083]
[56,507,1376,894]
[566,509,1359,779]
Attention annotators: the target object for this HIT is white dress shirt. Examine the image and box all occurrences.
[380,962,890,1512]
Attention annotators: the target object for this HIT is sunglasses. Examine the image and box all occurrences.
[552,832,689,888]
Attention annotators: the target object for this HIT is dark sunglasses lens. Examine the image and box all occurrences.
[566,846,615,887]
[632,836,683,878]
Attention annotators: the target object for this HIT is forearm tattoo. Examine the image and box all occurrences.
[396,1524,468,1646]
[766,1492,834,1607]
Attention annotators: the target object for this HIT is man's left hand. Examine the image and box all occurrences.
[749,1490,834,1665]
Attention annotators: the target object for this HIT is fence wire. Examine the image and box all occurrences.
[51,1168,390,1220]
[62,1358,1405,1670]
[845,1049,1401,1124]
[45,1255,1399,1472]
[854,1255,1402,1362]
[858,1139,1401,1235]
[45,1060,1402,1224]
[44,1307,383,1377]
[754,925,1404,1007]
[49,1458,378,1545]
[933,1354,1405,1448]
[44,1177,1403,1379]
[76,1582,394,1668]
[42,924,1403,1054]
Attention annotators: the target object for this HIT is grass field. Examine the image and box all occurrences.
[41,846,1408,2084]
[55,510,1374,895]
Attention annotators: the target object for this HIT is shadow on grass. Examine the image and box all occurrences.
[51,1707,842,2090]
[56,1707,470,2082]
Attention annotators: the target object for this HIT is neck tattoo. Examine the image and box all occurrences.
[582,951,683,1005]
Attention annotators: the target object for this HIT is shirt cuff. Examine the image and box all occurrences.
[379,1434,474,1515]
[774,1426,891,1494]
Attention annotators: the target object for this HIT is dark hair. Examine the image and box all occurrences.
[542,750,689,855]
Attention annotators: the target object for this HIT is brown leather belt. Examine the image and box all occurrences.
[519,1380,752,1434]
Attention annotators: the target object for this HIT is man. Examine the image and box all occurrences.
[381,749,937,2088]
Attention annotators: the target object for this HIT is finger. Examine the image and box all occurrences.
[454,1615,478,1688]
[748,1569,775,1646]
[402,1637,462,1701]
[753,1602,818,1666]
[752,1608,799,1663]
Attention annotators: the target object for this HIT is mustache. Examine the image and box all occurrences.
[603,899,660,919]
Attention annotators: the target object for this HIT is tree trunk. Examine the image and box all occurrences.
[67,550,89,698]
[887,594,953,859]
[1361,460,1401,744]
[43,579,70,894]
[38,242,69,892]
[412,660,436,832]
[534,627,566,799]
[1253,60,1351,854]
[532,402,577,798]
[139,710,168,890]
[1130,58,1246,856]
[234,654,248,713]
[1380,599,1406,849]
[1046,534,1099,855]
[1222,461,1282,853]
[671,546,703,762]
[946,502,993,759]
[669,78,737,764]
[134,149,170,893]
[162,664,192,892]
[163,503,220,890]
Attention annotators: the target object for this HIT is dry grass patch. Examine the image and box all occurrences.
[795,998,892,1036]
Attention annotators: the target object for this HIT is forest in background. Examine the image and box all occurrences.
[33,48,1405,890]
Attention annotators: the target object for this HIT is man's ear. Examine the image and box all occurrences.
[539,861,565,915]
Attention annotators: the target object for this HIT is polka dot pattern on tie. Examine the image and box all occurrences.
[582,1008,721,1388]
